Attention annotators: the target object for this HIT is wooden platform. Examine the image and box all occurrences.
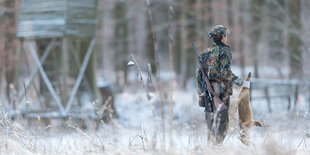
[17,0,98,38]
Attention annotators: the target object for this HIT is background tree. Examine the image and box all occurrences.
[184,0,197,81]
[2,0,19,103]
[238,0,246,78]
[288,0,302,78]
[114,0,129,85]
[249,0,264,78]
[179,0,187,85]
[265,0,285,76]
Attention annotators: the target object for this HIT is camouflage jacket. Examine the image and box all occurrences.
[196,41,243,100]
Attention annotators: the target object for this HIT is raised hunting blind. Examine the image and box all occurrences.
[17,0,97,38]
[12,0,117,121]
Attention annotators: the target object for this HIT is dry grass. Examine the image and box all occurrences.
[0,88,310,154]
[0,113,309,154]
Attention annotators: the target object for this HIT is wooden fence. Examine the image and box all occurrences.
[250,79,310,112]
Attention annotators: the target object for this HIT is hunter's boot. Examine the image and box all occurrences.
[205,111,214,130]
[205,97,230,144]
[205,111,214,143]
[212,108,229,144]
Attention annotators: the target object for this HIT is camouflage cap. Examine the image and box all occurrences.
[208,25,230,39]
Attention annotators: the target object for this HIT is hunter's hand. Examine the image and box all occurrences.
[242,81,250,88]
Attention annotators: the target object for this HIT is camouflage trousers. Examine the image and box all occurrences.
[205,97,230,144]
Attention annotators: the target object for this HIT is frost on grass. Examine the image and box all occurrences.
[147,92,154,100]
[1,88,310,154]
[127,60,135,67]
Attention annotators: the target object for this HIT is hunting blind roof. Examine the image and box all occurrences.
[17,0,98,39]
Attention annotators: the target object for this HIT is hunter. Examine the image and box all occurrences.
[196,25,250,144]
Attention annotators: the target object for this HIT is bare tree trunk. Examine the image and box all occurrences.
[238,0,245,78]
[172,2,181,76]
[249,0,264,78]
[114,1,128,85]
[180,0,187,87]
[185,0,197,81]
[99,0,115,77]
[266,0,285,70]
[168,0,174,146]
[206,0,213,47]
[146,17,156,73]
[288,0,302,78]
[196,0,203,51]
[227,0,235,50]
[207,0,213,26]
[3,0,18,103]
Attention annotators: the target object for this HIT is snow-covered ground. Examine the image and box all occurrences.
[1,87,310,154]
[110,90,310,153]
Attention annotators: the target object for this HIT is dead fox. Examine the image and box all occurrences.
[238,72,267,145]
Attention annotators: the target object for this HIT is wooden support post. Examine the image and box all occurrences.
[309,85,310,112]
[294,84,299,111]
[14,39,23,91]
[287,84,291,111]
[76,39,81,57]
[69,41,81,67]
[264,87,272,113]
[18,39,55,102]
[27,42,66,116]
[287,96,291,111]
[308,84,310,137]
[65,38,96,113]
[75,39,83,107]
[68,41,94,100]
[289,84,295,111]
[61,38,69,104]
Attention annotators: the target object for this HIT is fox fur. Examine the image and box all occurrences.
[238,72,267,146]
